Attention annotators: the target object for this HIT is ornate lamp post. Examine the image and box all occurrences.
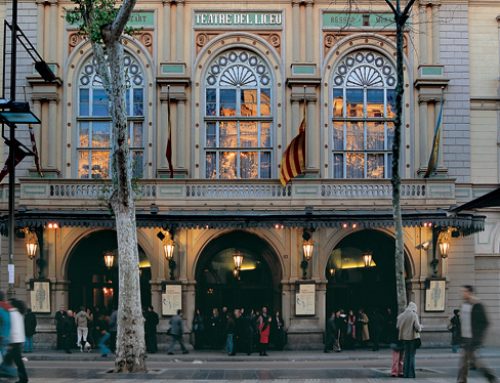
[300,229,314,279]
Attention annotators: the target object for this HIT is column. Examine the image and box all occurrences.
[418,5,428,64]
[162,1,172,62]
[36,1,44,57]
[175,1,185,62]
[431,4,441,64]
[291,100,300,140]
[176,100,186,169]
[435,100,445,169]
[48,1,57,62]
[292,1,300,62]
[48,101,57,168]
[425,5,433,63]
[305,1,313,62]
[306,99,319,171]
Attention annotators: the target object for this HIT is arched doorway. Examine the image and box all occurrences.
[325,230,412,316]
[67,230,152,311]
[195,231,282,317]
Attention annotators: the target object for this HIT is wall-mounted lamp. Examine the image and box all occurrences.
[416,241,430,251]
[233,250,244,270]
[47,222,59,229]
[363,251,373,268]
[439,233,450,259]
[301,229,314,279]
[25,230,38,260]
[157,229,177,280]
[103,251,115,269]
[430,227,452,277]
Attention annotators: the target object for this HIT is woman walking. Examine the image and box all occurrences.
[397,302,422,379]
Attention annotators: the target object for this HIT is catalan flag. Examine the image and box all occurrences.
[424,97,444,178]
[279,118,306,186]
[29,125,43,178]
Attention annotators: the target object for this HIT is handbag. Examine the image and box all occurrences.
[415,337,421,348]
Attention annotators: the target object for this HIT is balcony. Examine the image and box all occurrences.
[0,178,456,212]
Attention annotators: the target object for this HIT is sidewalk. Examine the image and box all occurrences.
[23,346,500,362]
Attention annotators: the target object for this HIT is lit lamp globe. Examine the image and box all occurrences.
[103,251,114,269]
[303,240,314,261]
[26,238,38,260]
[163,238,175,261]
[233,250,244,269]
[363,252,373,267]
[439,241,450,258]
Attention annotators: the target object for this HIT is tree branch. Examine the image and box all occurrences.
[384,0,398,15]
[402,0,418,17]
[110,0,137,39]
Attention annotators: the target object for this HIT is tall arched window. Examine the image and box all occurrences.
[77,53,145,179]
[203,49,273,179]
[331,50,397,179]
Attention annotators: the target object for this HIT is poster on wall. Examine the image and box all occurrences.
[295,283,315,316]
[30,281,51,313]
[425,279,446,312]
[162,284,182,316]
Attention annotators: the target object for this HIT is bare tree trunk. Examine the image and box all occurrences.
[385,0,417,313]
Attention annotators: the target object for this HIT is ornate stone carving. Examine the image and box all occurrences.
[139,32,153,55]
[268,33,281,48]
[68,33,86,53]
[323,31,409,57]
[195,31,282,56]
[196,33,209,48]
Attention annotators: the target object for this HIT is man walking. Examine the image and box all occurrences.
[457,285,497,383]
[75,307,90,351]
[167,309,188,355]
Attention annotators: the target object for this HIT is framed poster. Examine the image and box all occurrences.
[30,281,51,313]
[425,279,446,312]
[295,283,315,316]
[162,284,182,316]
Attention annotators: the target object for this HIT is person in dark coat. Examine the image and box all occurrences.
[144,305,159,353]
[167,309,188,355]
[324,311,337,353]
[448,309,461,353]
[236,308,253,355]
[61,310,76,354]
[54,307,66,350]
[23,308,37,353]
[370,308,384,351]
[208,308,221,350]
[192,308,205,350]
[457,285,497,383]
[271,310,286,351]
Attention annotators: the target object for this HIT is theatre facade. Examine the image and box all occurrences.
[0,0,499,348]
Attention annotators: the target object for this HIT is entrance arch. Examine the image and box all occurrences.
[195,230,282,316]
[325,230,412,316]
[67,230,152,311]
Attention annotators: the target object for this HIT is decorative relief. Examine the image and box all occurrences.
[69,33,86,53]
[139,32,153,55]
[323,31,408,58]
[69,32,153,55]
[195,31,282,56]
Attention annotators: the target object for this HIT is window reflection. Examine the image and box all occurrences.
[204,49,273,179]
[331,50,397,179]
[77,53,145,179]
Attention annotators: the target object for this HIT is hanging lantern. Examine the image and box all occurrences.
[163,237,175,260]
[25,231,38,260]
[103,251,115,269]
[233,250,244,269]
[363,252,373,267]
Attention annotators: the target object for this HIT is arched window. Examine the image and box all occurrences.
[203,49,273,179]
[331,50,397,179]
[77,53,145,179]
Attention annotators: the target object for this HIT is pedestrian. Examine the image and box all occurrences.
[270,310,286,351]
[62,310,76,354]
[324,311,337,353]
[357,308,370,347]
[167,309,189,355]
[54,306,66,350]
[257,306,271,356]
[397,302,422,379]
[448,309,461,353]
[457,285,497,383]
[95,313,110,357]
[85,307,94,349]
[346,309,356,349]
[225,312,236,356]
[75,306,90,351]
[389,318,404,377]
[192,308,205,350]
[0,292,16,379]
[108,307,117,353]
[208,308,221,350]
[144,305,159,353]
[2,298,29,383]
[370,308,384,351]
[236,308,253,355]
[23,308,37,353]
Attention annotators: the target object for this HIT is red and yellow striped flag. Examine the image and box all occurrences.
[279,118,305,186]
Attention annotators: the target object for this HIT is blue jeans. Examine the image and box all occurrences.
[226,334,234,355]
[98,331,111,356]
[24,337,33,353]
[403,339,417,378]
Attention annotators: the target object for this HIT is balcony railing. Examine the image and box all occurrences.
[6,178,455,210]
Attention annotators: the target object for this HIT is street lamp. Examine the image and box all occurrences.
[157,229,177,280]
[300,229,314,279]
[25,230,38,260]
[103,251,115,269]
[363,252,373,267]
[233,250,244,270]
[439,236,450,259]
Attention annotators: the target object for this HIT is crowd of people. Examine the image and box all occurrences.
[190,306,286,356]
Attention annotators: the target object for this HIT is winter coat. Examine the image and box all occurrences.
[465,299,489,347]
[9,308,25,344]
[169,314,184,336]
[358,312,370,341]
[397,302,422,341]
[258,315,271,344]
[24,310,37,337]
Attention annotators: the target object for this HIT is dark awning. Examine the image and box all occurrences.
[0,207,485,236]
[451,186,500,212]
